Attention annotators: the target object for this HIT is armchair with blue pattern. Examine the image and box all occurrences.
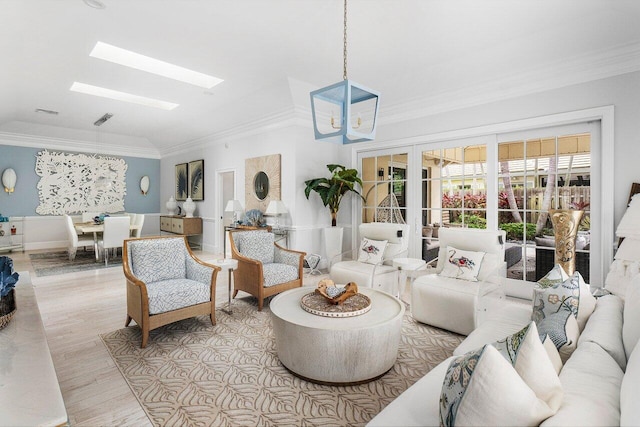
[123,235,220,347]
[229,230,305,310]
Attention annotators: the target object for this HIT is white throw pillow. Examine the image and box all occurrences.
[357,238,387,265]
[491,322,563,410]
[439,246,485,282]
[439,345,557,426]
[623,275,640,359]
[615,237,640,261]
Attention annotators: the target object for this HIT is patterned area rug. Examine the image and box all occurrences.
[101,296,463,426]
[29,250,120,277]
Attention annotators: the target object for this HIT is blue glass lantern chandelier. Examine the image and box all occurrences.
[310,0,380,144]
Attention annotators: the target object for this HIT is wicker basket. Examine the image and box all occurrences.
[0,288,16,329]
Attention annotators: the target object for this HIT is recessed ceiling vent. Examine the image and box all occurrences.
[35,108,59,115]
[93,113,113,126]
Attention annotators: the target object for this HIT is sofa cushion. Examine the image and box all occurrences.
[262,263,298,287]
[367,357,452,426]
[439,345,556,426]
[623,275,640,360]
[146,278,210,315]
[578,294,626,371]
[476,253,500,282]
[621,336,640,426]
[235,231,274,264]
[541,342,623,427]
[358,238,387,265]
[491,322,563,411]
[440,246,485,281]
[455,303,532,355]
[130,238,186,284]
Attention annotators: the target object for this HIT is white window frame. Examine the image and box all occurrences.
[352,106,614,284]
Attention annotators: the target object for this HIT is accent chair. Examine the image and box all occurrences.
[229,230,305,310]
[122,235,220,348]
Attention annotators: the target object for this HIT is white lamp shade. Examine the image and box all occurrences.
[225,199,244,213]
[140,175,150,195]
[265,200,288,215]
[2,168,16,193]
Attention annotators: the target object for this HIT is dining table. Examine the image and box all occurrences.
[74,221,141,261]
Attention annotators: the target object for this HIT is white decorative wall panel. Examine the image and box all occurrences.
[35,150,127,215]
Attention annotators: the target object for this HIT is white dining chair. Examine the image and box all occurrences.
[132,214,145,238]
[64,214,94,260]
[99,216,131,266]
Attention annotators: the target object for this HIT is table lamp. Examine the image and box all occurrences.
[265,200,288,229]
[225,200,244,225]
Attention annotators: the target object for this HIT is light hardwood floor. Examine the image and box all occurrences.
[10,248,226,426]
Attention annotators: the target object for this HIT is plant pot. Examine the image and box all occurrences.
[0,288,16,329]
[324,226,344,264]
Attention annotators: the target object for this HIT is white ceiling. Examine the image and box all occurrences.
[2,0,640,156]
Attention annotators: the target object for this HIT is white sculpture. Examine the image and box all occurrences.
[35,150,127,215]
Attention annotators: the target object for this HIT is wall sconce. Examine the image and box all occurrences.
[265,200,288,229]
[225,199,244,225]
[2,168,16,193]
[140,175,150,195]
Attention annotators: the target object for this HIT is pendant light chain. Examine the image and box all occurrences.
[343,0,348,81]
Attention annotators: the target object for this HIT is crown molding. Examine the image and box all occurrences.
[158,106,310,157]
[0,131,161,159]
[379,41,640,126]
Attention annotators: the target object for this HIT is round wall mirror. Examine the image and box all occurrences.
[253,171,270,201]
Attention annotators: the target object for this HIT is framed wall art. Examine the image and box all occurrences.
[175,163,188,201]
[188,159,204,201]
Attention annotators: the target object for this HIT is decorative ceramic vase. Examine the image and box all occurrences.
[0,288,16,330]
[183,197,196,218]
[166,196,178,215]
[550,209,584,276]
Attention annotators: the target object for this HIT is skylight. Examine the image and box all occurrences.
[70,82,179,110]
[90,42,223,89]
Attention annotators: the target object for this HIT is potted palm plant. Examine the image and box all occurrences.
[304,164,365,227]
[304,164,365,263]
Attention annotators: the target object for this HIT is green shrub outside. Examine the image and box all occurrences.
[500,222,536,240]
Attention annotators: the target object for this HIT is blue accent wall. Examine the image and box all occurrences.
[0,145,160,216]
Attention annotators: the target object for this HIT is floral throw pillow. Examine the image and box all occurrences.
[357,238,387,265]
[532,265,596,332]
[439,246,485,281]
[439,345,557,426]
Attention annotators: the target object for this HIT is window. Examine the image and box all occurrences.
[361,153,408,224]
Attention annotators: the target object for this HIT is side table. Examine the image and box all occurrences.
[392,257,429,300]
[210,258,238,314]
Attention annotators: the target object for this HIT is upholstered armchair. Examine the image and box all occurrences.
[122,235,220,347]
[229,230,305,310]
[330,222,410,295]
[411,227,507,335]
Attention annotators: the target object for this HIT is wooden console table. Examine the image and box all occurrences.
[160,216,203,236]
[0,272,68,426]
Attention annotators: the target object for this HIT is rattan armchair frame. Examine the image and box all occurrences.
[122,235,220,348]
[229,230,305,311]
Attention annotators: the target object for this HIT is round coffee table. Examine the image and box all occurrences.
[270,286,405,385]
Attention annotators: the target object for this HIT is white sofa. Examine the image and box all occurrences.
[368,278,640,426]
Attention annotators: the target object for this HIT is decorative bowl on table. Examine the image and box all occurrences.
[300,279,371,318]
